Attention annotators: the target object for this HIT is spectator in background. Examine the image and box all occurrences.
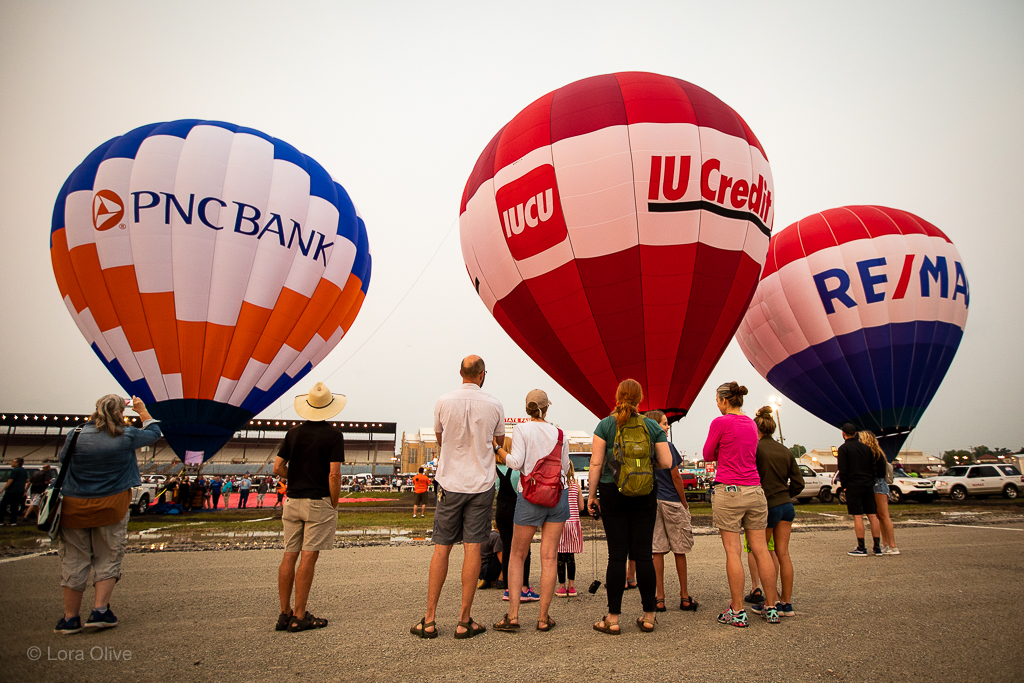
[1,457,28,526]
[274,478,286,508]
[837,423,884,557]
[210,476,223,510]
[257,477,270,508]
[477,527,503,589]
[178,477,192,512]
[24,463,55,522]
[859,430,899,556]
[274,382,345,632]
[238,476,252,509]
[413,467,431,518]
[220,477,232,509]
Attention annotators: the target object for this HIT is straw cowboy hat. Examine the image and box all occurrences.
[294,382,347,421]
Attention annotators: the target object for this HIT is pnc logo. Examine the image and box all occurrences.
[93,190,125,231]
[495,165,568,261]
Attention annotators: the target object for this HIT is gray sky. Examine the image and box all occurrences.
[2,0,1021,458]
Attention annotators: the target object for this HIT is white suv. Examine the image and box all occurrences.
[887,470,938,504]
[795,465,835,503]
[932,463,1022,501]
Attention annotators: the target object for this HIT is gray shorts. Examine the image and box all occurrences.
[58,510,129,592]
[432,485,494,546]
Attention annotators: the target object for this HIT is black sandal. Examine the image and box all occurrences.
[410,617,438,639]
[680,596,699,611]
[537,615,556,632]
[655,598,667,613]
[454,618,486,639]
[287,611,328,632]
[275,610,293,631]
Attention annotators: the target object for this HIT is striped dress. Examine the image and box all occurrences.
[558,479,583,553]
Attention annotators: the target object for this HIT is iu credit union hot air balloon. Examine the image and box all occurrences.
[736,206,969,459]
[460,72,774,420]
[50,120,371,462]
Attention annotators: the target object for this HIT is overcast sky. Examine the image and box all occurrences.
[1,0,1021,458]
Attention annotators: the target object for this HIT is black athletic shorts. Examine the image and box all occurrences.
[845,487,877,516]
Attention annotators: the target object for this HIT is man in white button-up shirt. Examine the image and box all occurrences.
[410,355,505,640]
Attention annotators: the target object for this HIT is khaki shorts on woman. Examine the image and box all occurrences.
[711,484,768,533]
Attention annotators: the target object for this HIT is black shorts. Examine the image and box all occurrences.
[415,491,429,505]
[845,487,877,516]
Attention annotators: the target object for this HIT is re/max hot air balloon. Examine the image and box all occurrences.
[736,206,969,460]
[460,72,773,420]
[50,120,371,461]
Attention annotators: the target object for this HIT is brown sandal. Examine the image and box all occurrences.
[410,617,438,639]
[454,618,486,639]
[493,614,520,632]
[593,617,621,635]
[537,615,556,632]
[636,615,656,633]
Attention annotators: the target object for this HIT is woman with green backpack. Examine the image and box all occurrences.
[587,379,673,635]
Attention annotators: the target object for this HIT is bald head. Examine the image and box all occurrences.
[460,355,485,383]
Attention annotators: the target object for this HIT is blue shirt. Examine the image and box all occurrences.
[59,420,162,499]
[655,442,684,503]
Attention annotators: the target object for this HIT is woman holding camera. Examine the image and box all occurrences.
[54,395,161,634]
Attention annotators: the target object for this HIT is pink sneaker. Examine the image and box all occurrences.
[555,586,568,598]
[567,586,578,597]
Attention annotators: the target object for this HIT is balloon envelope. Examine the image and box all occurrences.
[736,206,969,459]
[50,120,371,460]
[460,72,773,420]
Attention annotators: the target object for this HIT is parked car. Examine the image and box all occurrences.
[932,463,1022,501]
[131,481,160,514]
[795,465,834,503]
[887,469,938,503]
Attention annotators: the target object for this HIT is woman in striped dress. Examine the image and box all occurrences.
[556,463,585,597]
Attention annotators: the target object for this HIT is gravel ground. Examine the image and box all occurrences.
[1,522,1022,683]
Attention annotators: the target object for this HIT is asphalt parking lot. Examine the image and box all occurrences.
[1,522,1022,683]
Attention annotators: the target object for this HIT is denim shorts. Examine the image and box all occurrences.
[873,478,889,495]
[513,488,570,527]
[766,501,796,528]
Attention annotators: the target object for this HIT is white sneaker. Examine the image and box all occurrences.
[885,547,900,555]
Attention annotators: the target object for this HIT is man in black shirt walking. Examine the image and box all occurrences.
[273,382,345,632]
[836,423,882,556]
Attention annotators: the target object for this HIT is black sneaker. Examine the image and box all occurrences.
[743,588,764,604]
[55,616,83,634]
[84,605,118,629]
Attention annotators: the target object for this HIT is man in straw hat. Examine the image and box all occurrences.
[410,355,505,640]
[273,382,346,632]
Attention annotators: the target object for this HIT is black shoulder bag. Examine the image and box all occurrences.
[37,426,83,540]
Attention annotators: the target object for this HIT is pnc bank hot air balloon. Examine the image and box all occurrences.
[460,72,774,421]
[50,120,371,461]
[736,206,969,460]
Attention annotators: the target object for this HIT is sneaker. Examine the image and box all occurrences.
[761,605,781,624]
[567,586,578,597]
[750,602,766,614]
[743,587,764,603]
[84,605,118,629]
[847,547,868,556]
[55,616,83,634]
[886,547,901,555]
[502,590,510,601]
[521,588,541,602]
[872,547,883,556]
[717,607,749,628]
[777,602,796,617]
[555,586,568,598]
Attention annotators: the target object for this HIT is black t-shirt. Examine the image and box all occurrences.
[4,466,28,497]
[837,438,878,489]
[29,469,55,494]
[277,421,345,499]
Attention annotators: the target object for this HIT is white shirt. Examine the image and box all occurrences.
[433,382,505,494]
[506,421,570,493]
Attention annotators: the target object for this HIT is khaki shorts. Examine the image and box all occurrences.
[711,484,768,533]
[58,510,129,592]
[653,500,694,554]
[283,497,338,552]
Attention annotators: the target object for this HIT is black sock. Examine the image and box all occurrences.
[857,538,865,550]
[873,539,881,551]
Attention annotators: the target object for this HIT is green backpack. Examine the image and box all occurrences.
[610,415,654,496]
